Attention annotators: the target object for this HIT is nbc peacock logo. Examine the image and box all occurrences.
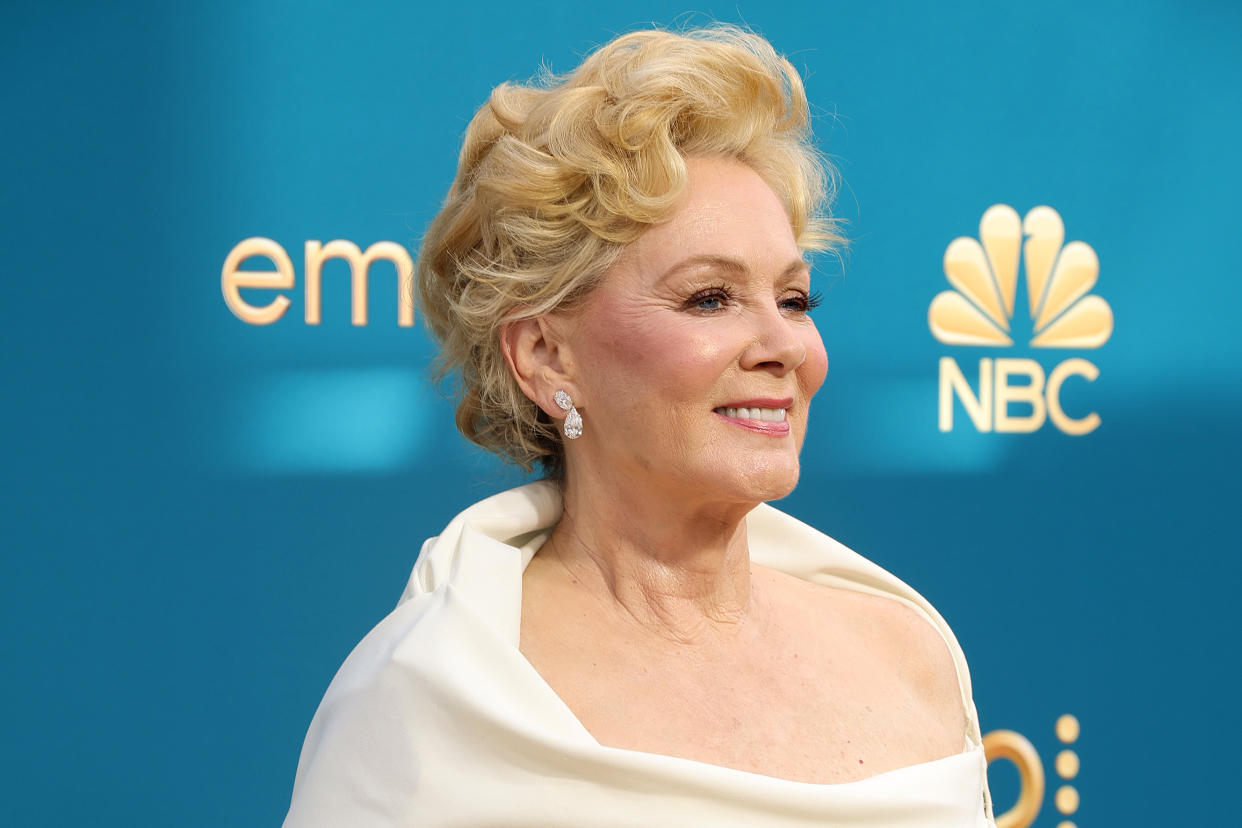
[928,205,1113,435]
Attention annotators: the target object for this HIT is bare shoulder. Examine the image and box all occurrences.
[870,593,965,708]
[758,565,968,737]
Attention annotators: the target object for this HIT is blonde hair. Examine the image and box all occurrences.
[415,25,842,475]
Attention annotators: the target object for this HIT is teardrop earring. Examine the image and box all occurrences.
[553,390,583,440]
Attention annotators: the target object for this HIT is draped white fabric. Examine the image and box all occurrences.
[285,482,996,827]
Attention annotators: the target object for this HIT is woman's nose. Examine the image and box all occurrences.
[739,305,807,374]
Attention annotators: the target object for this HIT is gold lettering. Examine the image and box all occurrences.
[939,357,992,432]
[983,729,1046,828]
[304,239,415,327]
[994,358,1046,433]
[221,237,294,325]
[1047,358,1100,435]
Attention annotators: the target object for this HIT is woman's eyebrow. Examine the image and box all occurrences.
[658,254,746,283]
[784,259,811,279]
[658,254,808,283]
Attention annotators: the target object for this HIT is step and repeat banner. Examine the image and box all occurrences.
[5,2,1238,826]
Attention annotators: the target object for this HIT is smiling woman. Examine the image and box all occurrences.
[283,25,996,827]
[512,157,828,511]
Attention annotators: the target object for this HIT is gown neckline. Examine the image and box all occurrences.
[507,520,984,790]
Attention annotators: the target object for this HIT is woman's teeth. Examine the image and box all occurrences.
[715,407,787,422]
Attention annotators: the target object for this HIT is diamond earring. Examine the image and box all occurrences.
[553,390,583,440]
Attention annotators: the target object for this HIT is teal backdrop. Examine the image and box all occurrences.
[4,1,1239,825]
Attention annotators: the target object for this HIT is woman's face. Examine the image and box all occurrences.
[561,155,829,506]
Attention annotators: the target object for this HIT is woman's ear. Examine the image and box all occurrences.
[499,314,576,418]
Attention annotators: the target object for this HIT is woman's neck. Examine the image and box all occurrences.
[544,468,765,645]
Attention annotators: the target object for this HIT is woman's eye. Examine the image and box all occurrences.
[687,288,730,311]
[780,291,822,314]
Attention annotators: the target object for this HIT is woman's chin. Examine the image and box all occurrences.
[702,459,801,505]
[755,469,801,503]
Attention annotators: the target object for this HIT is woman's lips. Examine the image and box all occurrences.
[712,399,793,436]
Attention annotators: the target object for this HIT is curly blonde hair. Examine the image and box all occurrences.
[414,25,842,475]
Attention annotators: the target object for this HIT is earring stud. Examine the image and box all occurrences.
[553,390,583,440]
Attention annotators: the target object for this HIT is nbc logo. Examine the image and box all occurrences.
[928,205,1113,435]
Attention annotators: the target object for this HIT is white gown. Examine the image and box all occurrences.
[284,481,997,827]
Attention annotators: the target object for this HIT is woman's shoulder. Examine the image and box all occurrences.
[826,579,967,733]
[759,564,969,752]
[747,503,979,744]
[764,564,965,693]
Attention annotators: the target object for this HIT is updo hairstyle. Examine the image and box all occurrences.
[415,25,841,475]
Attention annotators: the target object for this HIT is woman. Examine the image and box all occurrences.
[285,26,995,827]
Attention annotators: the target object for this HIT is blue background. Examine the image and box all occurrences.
[4,1,1238,824]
